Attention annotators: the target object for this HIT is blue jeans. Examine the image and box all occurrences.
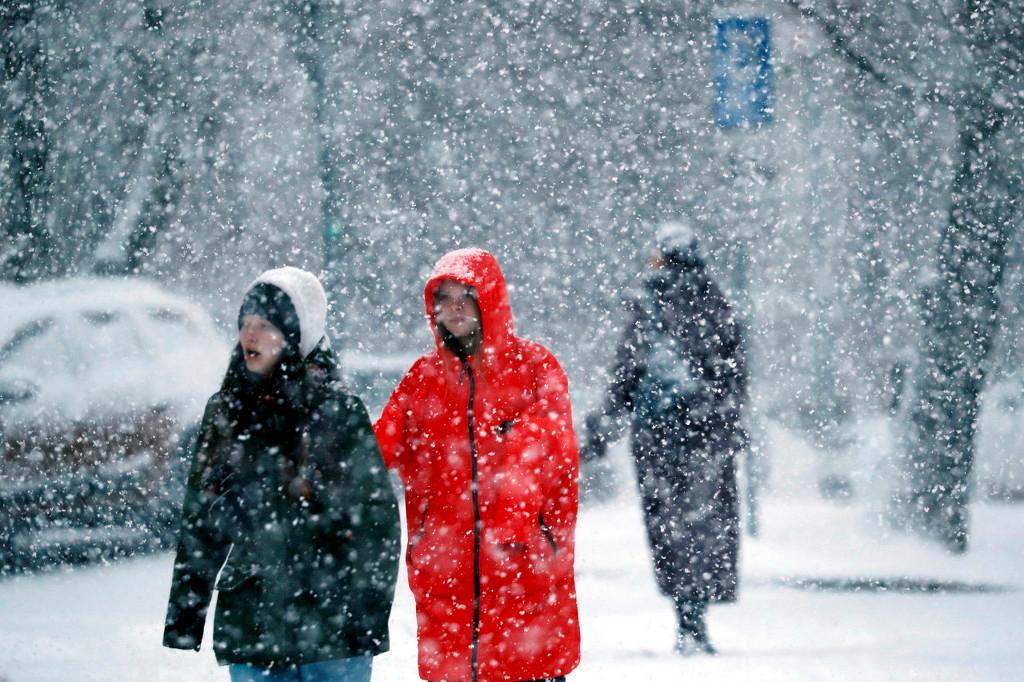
[228,656,373,682]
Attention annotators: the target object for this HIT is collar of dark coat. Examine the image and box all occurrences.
[225,341,343,435]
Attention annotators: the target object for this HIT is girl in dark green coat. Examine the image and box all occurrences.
[163,267,400,682]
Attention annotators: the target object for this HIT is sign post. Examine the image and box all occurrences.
[714,17,774,129]
[712,15,774,536]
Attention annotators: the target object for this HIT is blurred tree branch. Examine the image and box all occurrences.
[785,0,1023,551]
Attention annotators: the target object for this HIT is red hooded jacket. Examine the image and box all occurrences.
[375,249,581,682]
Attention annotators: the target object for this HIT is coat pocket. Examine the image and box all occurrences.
[539,512,558,555]
[408,503,429,552]
[407,520,472,598]
[215,545,260,592]
[212,572,265,662]
[480,515,566,598]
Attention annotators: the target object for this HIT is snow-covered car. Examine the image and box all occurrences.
[0,278,229,571]
[976,375,1024,501]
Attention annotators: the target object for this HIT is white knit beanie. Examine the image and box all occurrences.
[249,266,328,358]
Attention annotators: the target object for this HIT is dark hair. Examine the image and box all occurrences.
[238,282,302,353]
[437,322,482,359]
[218,340,341,432]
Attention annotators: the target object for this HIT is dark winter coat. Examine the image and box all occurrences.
[584,254,747,605]
[375,248,581,682]
[162,341,401,669]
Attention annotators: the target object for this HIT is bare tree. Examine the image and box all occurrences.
[786,0,1023,551]
[2,1,55,282]
[274,1,355,335]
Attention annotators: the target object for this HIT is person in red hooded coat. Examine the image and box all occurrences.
[375,248,581,682]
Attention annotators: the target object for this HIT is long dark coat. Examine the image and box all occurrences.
[584,255,747,605]
[162,343,401,669]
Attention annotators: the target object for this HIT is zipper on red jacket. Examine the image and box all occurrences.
[461,358,482,682]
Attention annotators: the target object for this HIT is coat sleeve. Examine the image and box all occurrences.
[487,348,579,548]
[581,305,647,460]
[162,395,235,651]
[716,311,749,413]
[705,302,748,419]
[373,364,418,476]
[308,394,401,648]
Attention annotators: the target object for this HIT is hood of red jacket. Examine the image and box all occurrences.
[424,248,515,357]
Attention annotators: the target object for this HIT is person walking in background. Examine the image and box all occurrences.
[580,222,748,656]
[163,266,401,682]
[375,248,581,682]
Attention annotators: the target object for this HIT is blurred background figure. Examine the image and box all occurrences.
[580,220,749,655]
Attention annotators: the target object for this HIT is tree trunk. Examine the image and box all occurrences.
[2,3,53,282]
[288,0,350,338]
[900,107,1010,553]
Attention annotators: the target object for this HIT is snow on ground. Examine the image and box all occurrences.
[1,424,1022,682]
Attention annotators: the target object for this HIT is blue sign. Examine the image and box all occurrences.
[714,17,773,129]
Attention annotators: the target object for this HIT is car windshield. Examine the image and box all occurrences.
[67,309,148,376]
[142,307,203,356]
[0,317,60,373]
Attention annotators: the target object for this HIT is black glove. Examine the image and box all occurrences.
[580,453,617,504]
[579,437,607,464]
[580,414,610,463]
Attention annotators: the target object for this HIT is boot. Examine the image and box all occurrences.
[674,599,715,655]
